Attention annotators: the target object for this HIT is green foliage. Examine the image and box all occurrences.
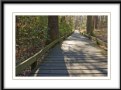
[80,16,87,29]
[59,16,74,37]
[16,16,48,62]
[81,23,86,29]
[16,16,74,63]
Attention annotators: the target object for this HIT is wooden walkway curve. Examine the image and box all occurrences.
[34,30,107,76]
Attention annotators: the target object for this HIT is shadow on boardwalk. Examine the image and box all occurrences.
[34,30,107,77]
[35,44,69,76]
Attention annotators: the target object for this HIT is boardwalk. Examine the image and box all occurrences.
[34,30,107,76]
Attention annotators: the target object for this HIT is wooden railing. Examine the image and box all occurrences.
[82,33,107,50]
[16,32,73,75]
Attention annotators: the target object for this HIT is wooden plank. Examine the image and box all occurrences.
[36,72,107,76]
[39,65,107,70]
[42,60,107,63]
[67,69,107,74]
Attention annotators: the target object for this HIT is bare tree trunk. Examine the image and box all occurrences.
[94,16,98,29]
[47,16,59,44]
[86,16,94,35]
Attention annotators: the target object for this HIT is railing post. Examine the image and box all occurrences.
[31,60,37,70]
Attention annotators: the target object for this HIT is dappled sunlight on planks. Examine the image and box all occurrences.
[35,30,107,77]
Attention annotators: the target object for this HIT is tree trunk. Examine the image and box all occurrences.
[47,16,59,44]
[94,16,98,29]
[86,16,94,35]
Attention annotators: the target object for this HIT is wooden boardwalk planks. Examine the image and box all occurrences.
[34,30,107,77]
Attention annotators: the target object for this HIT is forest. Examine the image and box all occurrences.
[16,15,108,65]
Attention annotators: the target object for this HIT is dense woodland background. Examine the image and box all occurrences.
[16,15,107,65]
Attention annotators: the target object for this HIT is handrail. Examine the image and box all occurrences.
[16,32,72,75]
[83,33,107,49]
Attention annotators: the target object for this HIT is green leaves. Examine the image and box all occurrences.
[59,16,74,37]
[16,16,48,62]
[16,16,74,63]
